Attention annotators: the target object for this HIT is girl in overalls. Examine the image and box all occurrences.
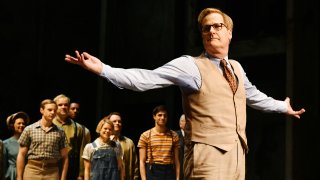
[82,118,124,180]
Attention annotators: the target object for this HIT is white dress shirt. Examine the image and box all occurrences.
[100,55,287,113]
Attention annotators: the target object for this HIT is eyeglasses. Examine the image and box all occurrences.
[201,23,226,33]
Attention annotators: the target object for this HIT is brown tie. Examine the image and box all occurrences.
[220,59,237,93]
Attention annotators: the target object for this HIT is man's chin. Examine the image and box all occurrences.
[114,129,120,133]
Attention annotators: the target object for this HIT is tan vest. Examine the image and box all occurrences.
[182,55,248,152]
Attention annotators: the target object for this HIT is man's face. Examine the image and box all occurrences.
[153,111,168,127]
[69,103,80,119]
[109,114,122,132]
[41,103,57,121]
[179,119,186,130]
[55,97,69,118]
[201,13,232,56]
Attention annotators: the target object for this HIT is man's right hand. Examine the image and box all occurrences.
[65,50,103,75]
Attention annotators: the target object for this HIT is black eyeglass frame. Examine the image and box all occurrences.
[201,23,227,33]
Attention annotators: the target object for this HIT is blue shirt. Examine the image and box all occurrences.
[4,137,19,180]
[100,55,287,113]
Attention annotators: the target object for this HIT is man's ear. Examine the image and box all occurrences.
[228,30,233,42]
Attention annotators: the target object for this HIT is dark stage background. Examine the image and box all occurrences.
[0,0,319,179]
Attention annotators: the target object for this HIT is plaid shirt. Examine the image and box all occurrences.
[18,120,68,160]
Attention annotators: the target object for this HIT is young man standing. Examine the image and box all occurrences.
[16,99,69,180]
[69,101,92,178]
[138,105,180,180]
[108,112,139,180]
[53,94,86,180]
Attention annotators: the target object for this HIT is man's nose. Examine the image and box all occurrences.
[209,25,218,33]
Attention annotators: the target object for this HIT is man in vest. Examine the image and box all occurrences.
[68,102,91,178]
[53,94,86,180]
[65,7,305,180]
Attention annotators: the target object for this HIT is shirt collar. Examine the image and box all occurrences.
[34,120,58,131]
[53,117,72,125]
[204,52,229,65]
[34,120,42,128]
[204,52,228,62]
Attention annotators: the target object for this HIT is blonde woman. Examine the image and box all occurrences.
[82,118,124,180]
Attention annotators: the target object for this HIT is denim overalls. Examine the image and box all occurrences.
[90,141,120,180]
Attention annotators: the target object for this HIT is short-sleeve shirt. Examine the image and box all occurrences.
[18,120,68,160]
[82,138,123,161]
[138,129,179,165]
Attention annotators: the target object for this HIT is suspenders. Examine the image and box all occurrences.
[147,129,174,170]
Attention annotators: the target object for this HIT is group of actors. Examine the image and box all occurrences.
[1,7,306,180]
[0,94,187,180]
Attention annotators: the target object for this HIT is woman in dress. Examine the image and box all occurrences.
[3,112,29,180]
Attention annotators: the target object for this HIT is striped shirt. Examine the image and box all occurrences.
[138,129,179,165]
[18,121,68,160]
